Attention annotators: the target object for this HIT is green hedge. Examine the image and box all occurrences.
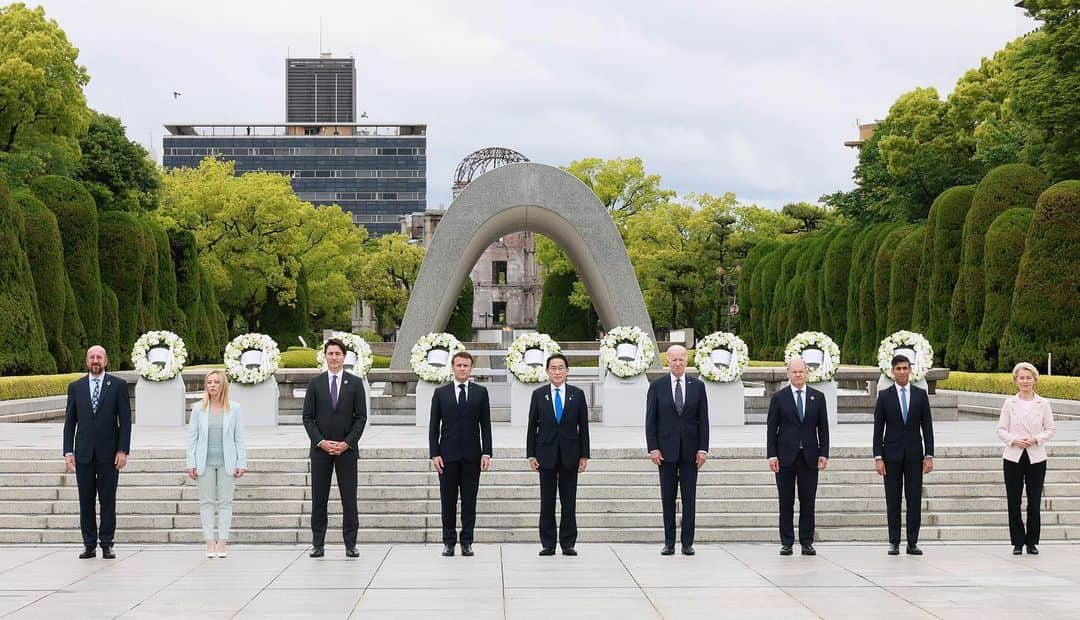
[872,225,914,351]
[752,244,790,357]
[820,228,856,342]
[101,285,120,361]
[14,189,71,371]
[737,240,780,353]
[771,243,803,354]
[31,175,104,344]
[536,271,593,341]
[857,225,900,364]
[200,265,229,356]
[929,185,975,365]
[939,371,1080,401]
[259,266,312,350]
[0,373,84,400]
[279,347,390,369]
[1000,181,1080,376]
[887,226,926,334]
[152,224,185,333]
[0,181,55,375]
[168,228,210,361]
[446,278,474,342]
[911,198,939,332]
[138,219,161,330]
[98,211,147,368]
[975,208,1033,371]
[843,225,885,362]
[954,164,1049,369]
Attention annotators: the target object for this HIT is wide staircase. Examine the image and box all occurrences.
[2,445,1079,544]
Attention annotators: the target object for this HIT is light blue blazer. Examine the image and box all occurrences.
[186,401,247,476]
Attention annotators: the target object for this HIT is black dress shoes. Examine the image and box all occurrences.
[309,547,324,558]
[801,544,816,556]
[442,544,455,557]
[539,547,556,556]
[1026,544,1039,555]
[681,546,695,556]
[906,544,923,555]
[79,548,96,559]
[461,544,474,557]
[779,545,793,556]
[661,545,676,556]
[101,546,116,559]
[345,547,360,558]
[561,547,577,556]
[888,544,900,555]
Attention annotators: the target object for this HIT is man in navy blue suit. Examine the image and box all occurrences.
[646,345,709,556]
[873,355,934,556]
[767,358,830,556]
[527,353,590,556]
[63,346,132,559]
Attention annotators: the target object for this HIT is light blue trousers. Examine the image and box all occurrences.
[197,466,236,541]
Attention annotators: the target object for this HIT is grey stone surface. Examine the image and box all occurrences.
[391,163,655,369]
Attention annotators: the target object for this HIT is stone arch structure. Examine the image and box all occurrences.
[390,162,654,369]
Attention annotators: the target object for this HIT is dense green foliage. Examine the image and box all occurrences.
[446,278,474,343]
[537,271,594,341]
[928,185,976,363]
[97,211,146,368]
[0,180,54,374]
[887,226,926,334]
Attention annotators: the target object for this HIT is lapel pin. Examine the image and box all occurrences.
[545,394,550,401]
[810,395,815,401]
[106,381,111,387]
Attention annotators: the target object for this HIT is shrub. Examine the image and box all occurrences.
[0,181,54,374]
[955,164,1049,369]
[138,219,161,330]
[31,175,103,343]
[151,224,185,333]
[100,285,120,361]
[820,227,856,342]
[259,266,312,350]
[843,225,886,362]
[873,225,915,345]
[0,373,84,400]
[975,208,1034,371]
[737,240,780,352]
[61,277,87,371]
[911,198,939,332]
[168,228,208,360]
[999,181,1080,375]
[939,371,1080,401]
[771,242,803,353]
[930,185,976,365]
[446,277,474,342]
[536,271,593,341]
[13,189,71,370]
[752,244,790,358]
[887,226,926,334]
[98,211,147,368]
[857,225,901,364]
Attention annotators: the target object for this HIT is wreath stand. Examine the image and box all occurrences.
[232,379,279,427]
[704,379,745,426]
[510,376,543,426]
[134,375,185,426]
[601,372,649,427]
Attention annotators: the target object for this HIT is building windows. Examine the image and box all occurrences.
[296,191,424,202]
[492,261,508,285]
[492,302,507,326]
[163,146,425,157]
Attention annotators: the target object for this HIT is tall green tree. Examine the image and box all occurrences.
[0,179,54,374]
[75,111,161,212]
[975,208,1034,371]
[354,233,424,335]
[927,185,976,364]
[887,226,926,334]
[0,3,90,183]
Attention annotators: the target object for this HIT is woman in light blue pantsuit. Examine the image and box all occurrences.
[186,370,246,557]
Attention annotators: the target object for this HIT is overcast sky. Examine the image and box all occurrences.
[38,0,1037,210]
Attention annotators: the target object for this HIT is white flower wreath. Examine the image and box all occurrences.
[878,330,934,382]
[224,333,281,385]
[317,332,374,379]
[598,325,656,379]
[410,332,466,384]
[783,331,840,383]
[506,333,561,383]
[131,330,187,381]
[694,332,749,383]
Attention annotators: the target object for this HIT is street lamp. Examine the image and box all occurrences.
[717,264,742,333]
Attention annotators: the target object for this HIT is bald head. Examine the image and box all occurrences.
[786,357,807,388]
[667,345,688,378]
[86,346,108,375]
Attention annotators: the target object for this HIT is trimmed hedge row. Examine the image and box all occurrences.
[0,181,55,375]
[939,371,1080,401]
[0,373,84,401]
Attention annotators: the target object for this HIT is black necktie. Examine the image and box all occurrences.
[457,384,467,413]
[796,390,805,422]
[674,378,684,415]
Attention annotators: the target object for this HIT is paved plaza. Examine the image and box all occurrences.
[1,542,1079,618]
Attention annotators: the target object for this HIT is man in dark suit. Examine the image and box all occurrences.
[63,346,132,559]
[646,345,709,556]
[527,353,590,556]
[873,355,934,556]
[303,338,367,558]
[767,358,830,556]
[429,351,492,557]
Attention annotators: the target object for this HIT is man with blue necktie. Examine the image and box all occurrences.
[873,355,935,556]
[63,346,132,559]
[527,353,590,556]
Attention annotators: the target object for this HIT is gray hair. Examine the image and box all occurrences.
[1011,361,1039,382]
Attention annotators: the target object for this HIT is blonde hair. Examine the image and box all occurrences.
[1011,361,1039,382]
[201,370,230,411]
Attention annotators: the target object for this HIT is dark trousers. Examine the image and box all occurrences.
[310,449,358,547]
[776,451,818,547]
[75,459,119,549]
[539,464,579,550]
[659,460,698,547]
[439,460,481,545]
[1003,451,1047,546]
[884,457,923,546]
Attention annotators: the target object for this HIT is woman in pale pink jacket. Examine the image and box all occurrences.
[997,361,1056,555]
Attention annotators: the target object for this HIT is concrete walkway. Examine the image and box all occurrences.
[1,542,1078,618]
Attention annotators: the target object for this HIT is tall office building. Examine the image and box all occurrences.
[163,55,425,237]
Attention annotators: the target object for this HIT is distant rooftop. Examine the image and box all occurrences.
[163,123,426,137]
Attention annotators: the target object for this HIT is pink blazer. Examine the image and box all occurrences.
[997,394,1055,463]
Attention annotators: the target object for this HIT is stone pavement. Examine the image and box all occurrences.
[1,542,1079,619]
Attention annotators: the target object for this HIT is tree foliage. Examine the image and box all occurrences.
[75,111,161,212]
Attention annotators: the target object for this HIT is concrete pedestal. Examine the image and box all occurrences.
[231,380,279,427]
[415,380,440,428]
[134,376,186,426]
[704,380,745,426]
[601,374,649,427]
[810,380,838,431]
[510,377,545,426]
